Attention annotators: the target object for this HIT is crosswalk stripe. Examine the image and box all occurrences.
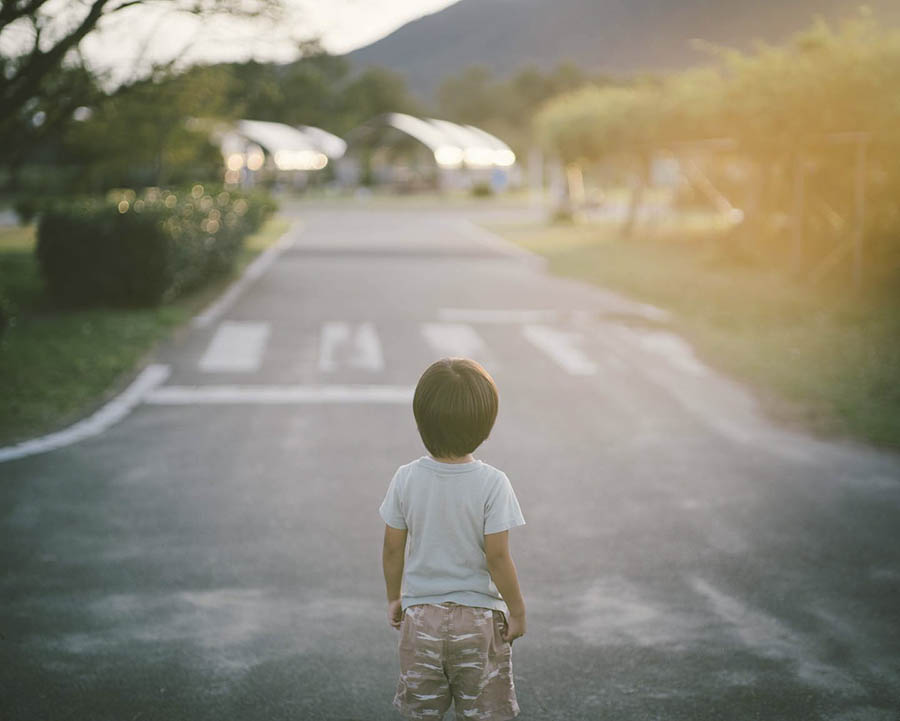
[522,324,597,375]
[198,322,270,372]
[420,323,489,361]
[439,308,558,324]
[318,322,384,372]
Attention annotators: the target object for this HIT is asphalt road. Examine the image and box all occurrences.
[2,203,899,721]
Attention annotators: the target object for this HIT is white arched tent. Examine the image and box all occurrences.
[341,113,517,190]
[216,120,347,184]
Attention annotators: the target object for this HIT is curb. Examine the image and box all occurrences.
[0,364,171,463]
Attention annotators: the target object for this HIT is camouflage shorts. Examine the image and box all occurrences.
[393,602,519,721]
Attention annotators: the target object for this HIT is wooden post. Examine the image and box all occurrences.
[852,137,867,290]
[792,155,805,270]
[528,147,544,209]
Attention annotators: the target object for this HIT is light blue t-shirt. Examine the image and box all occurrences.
[379,456,526,615]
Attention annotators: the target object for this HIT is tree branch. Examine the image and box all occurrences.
[0,0,113,118]
[0,0,52,32]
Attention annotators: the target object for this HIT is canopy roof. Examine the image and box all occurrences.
[217,119,346,172]
[360,113,516,168]
[236,120,347,158]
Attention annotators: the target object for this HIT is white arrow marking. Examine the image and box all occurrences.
[318,322,384,372]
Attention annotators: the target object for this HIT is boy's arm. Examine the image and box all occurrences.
[382,524,408,628]
[484,530,526,641]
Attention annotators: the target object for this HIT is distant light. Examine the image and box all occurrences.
[246,147,265,171]
[226,153,244,171]
[32,111,46,127]
[273,150,328,171]
[72,106,92,122]
[463,147,495,168]
[117,200,129,213]
[493,149,516,167]
[434,145,464,168]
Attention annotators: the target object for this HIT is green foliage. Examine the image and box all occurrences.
[535,13,900,280]
[437,63,599,151]
[203,42,421,135]
[0,215,286,444]
[61,68,231,192]
[36,186,275,308]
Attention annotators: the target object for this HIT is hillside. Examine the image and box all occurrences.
[347,0,900,97]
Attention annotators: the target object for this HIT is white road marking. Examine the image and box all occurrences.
[420,323,489,361]
[454,220,548,267]
[522,324,597,375]
[145,384,413,405]
[318,322,384,372]
[198,322,270,372]
[630,328,708,377]
[439,308,558,324]
[0,364,171,463]
[193,224,298,328]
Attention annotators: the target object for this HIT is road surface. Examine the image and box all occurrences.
[2,202,899,721]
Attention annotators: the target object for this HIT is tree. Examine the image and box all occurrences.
[0,0,281,181]
[61,65,233,190]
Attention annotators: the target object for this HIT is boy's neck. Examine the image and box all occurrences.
[429,453,475,464]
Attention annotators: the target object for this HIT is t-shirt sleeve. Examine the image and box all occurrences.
[379,468,407,530]
[484,472,526,535]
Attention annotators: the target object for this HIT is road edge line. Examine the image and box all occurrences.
[455,220,549,269]
[0,364,172,464]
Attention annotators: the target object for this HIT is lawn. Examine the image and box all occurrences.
[489,218,900,448]
[0,215,291,446]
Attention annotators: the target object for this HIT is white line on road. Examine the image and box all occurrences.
[439,308,559,324]
[454,220,548,267]
[522,324,597,375]
[145,384,414,405]
[420,323,489,361]
[318,322,384,372]
[198,322,270,372]
[0,364,172,463]
[193,224,299,328]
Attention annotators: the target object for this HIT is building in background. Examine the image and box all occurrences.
[340,113,517,192]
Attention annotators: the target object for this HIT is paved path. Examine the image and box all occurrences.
[2,203,899,721]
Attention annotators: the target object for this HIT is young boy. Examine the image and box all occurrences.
[380,357,526,721]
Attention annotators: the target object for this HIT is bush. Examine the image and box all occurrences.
[36,185,276,308]
[13,196,39,225]
[470,182,494,197]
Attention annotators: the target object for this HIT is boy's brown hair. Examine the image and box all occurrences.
[413,357,498,458]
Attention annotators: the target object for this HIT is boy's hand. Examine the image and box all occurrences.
[388,599,403,630]
[502,613,526,645]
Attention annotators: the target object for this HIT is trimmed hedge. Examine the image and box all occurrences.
[36,185,276,307]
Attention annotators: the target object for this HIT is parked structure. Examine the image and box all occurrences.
[340,113,517,192]
[215,120,346,187]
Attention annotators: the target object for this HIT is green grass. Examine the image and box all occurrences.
[0,215,291,446]
[490,219,900,448]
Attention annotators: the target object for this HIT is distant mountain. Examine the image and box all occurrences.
[348,0,900,98]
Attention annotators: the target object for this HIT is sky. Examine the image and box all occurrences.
[76,0,459,84]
